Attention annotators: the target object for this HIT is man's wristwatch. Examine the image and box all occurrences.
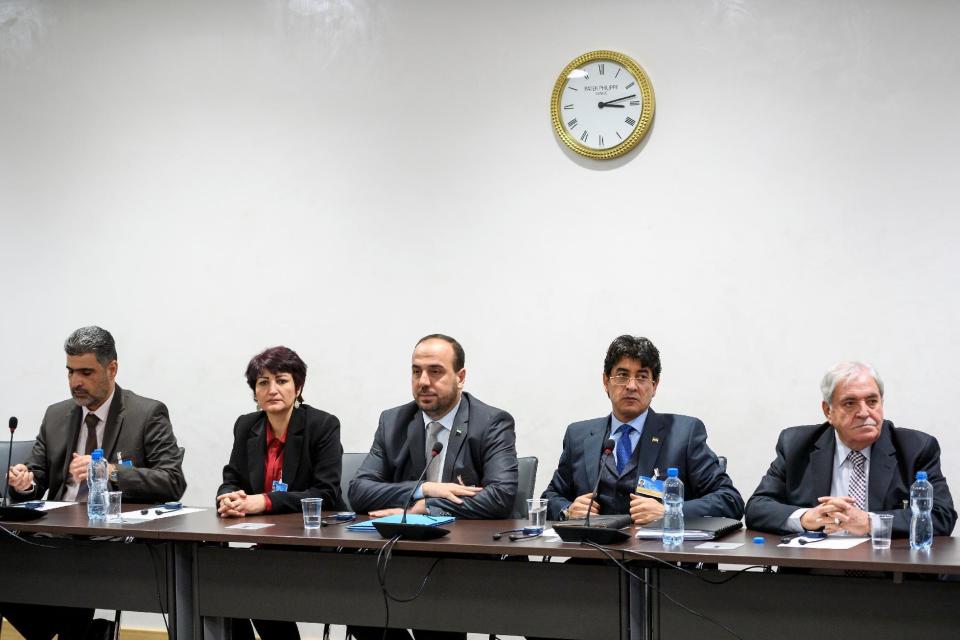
[109,464,120,488]
[559,506,570,521]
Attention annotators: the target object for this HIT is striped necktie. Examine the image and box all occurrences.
[847,450,867,510]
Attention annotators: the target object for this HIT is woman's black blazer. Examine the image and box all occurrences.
[217,404,344,512]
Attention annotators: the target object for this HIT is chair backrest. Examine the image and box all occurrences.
[0,440,35,498]
[717,455,727,474]
[510,456,539,519]
[339,452,368,512]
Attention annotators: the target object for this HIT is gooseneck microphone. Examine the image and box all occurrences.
[3,417,17,507]
[401,442,443,524]
[554,436,631,544]
[584,438,616,528]
[0,416,44,521]
[373,442,451,540]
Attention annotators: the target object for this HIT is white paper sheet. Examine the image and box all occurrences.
[778,536,869,549]
[225,522,274,530]
[120,506,204,522]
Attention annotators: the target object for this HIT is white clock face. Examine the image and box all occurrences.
[559,60,644,151]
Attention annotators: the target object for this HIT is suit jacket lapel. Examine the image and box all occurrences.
[441,395,470,482]
[632,410,665,480]
[868,421,897,510]
[405,412,426,480]
[246,416,267,493]
[57,405,84,499]
[282,408,305,486]
[101,387,125,463]
[806,425,835,501]
[583,417,611,491]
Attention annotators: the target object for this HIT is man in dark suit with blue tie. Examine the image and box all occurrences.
[543,335,743,524]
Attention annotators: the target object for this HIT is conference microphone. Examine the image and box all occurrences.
[0,416,44,522]
[555,437,631,544]
[2,417,17,507]
[583,438,615,528]
[373,442,451,541]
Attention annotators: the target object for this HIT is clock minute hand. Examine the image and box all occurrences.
[598,94,637,108]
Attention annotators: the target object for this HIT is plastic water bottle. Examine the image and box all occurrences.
[910,470,934,551]
[87,448,109,521]
[662,467,684,547]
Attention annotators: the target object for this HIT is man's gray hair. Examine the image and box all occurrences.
[820,361,884,405]
[64,326,117,366]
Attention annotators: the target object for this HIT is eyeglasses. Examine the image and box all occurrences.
[609,374,653,386]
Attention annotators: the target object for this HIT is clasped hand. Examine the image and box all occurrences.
[565,492,664,525]
[217,490,267,518]
[800,496,870,536]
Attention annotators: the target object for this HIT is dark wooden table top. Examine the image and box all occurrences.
[5,504,960,573]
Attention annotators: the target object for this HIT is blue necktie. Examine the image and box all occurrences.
[615,424,633,474]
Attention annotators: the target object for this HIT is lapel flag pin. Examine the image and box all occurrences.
[651,436,660,443]
[455,429,462,436]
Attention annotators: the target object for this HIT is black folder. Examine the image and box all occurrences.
[637,516,742,540]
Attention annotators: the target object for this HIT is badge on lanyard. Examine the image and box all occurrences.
[272,480,288,492]
[635,476,665,501]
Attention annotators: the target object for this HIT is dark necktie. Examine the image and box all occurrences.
[847,450,867,510]
[615,424,633,474]
[83,413,100,455]
[425,421,443,483]
[76,413,100,501]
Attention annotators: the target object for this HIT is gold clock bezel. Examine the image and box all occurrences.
[550,50,656,160]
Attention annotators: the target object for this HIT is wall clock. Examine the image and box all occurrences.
[551,50,655,160]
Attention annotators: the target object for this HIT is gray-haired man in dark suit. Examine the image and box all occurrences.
[746,361,956,537]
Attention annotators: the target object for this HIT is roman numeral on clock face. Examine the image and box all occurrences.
[567,118,578,129]
[580,130,589,143]
[625,116,636,126]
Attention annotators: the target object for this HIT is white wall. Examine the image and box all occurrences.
[2,0,959,632]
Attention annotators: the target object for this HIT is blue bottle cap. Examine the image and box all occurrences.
[916,471,928,481]
[752,536,765,544]
[667,467,679,478]
[91,449,104,461]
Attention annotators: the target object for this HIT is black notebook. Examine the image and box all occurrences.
[636,516,742,540]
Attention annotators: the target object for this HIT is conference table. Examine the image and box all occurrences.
[2,505,959,639]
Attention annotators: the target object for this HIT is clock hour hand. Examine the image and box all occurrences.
[597,94,637,108]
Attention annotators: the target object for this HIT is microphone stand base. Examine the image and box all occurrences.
[0,506,46,522]
[554,524,630,544]
[373,522,450,540]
